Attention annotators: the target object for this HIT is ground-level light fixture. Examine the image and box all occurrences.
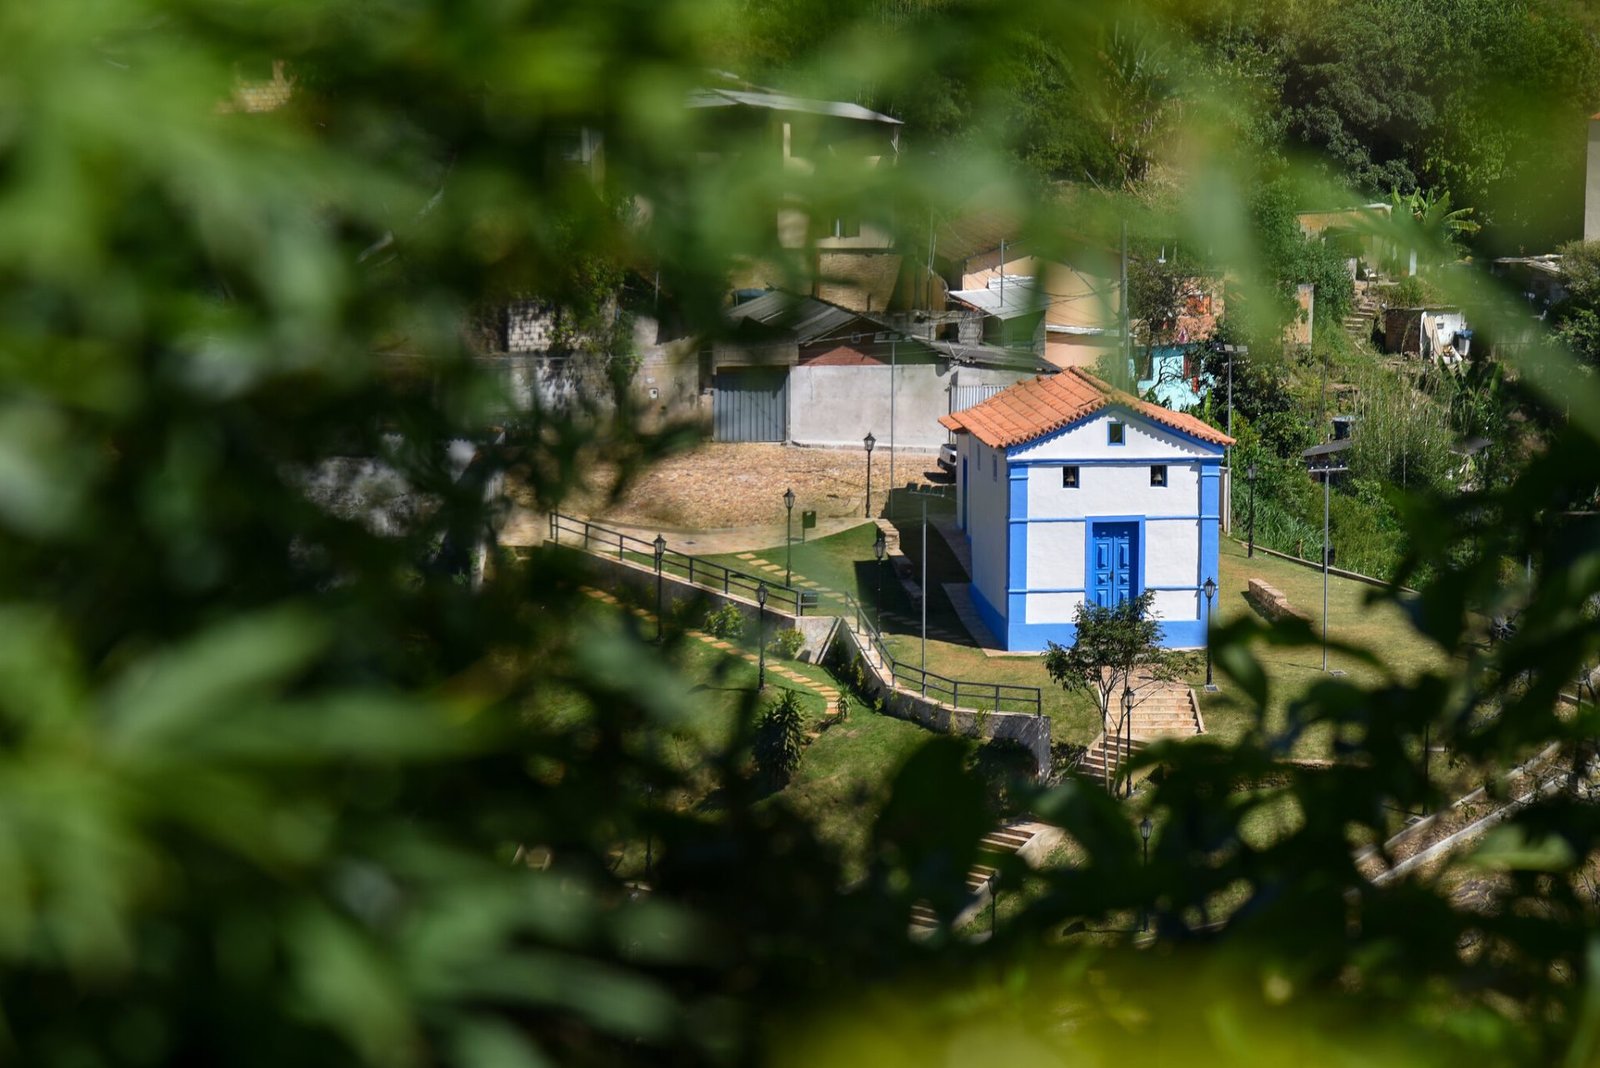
[756,581,768,690]
[1202,576,1218,692]
[783,487,796,585]
[653,533,668,643]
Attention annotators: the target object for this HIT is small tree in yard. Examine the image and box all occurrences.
[753,688,808,790]
[1043,592,1184,793]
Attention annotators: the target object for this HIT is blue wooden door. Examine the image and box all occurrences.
[1091,523,1138,607]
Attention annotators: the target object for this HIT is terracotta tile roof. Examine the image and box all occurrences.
[938,367,1235,450]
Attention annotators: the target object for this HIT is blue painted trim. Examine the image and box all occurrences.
[1198,464,1221,649]
[1007,585,1087,595]
[1080,515,1147,611]
[1013,514,1220,525]
[1009,456,1221,468]
[970,580,1007,642]
[999,615,1207,652]
[1005,463,1028,644]
[1002,402,1229,458]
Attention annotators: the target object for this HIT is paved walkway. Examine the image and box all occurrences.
[581,588,845,722]
[503,507,865,554]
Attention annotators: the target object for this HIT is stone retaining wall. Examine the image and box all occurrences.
[1244,578,1309,625]
[831,625,1052,775]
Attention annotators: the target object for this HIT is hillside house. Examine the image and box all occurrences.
[712,292,1035,446]
[940,368,1233,651]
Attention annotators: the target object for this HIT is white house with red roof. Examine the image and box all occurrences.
[939,368,1234,651]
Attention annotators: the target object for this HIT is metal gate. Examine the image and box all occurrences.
[949,382,1008,414]
[713,368,788,442]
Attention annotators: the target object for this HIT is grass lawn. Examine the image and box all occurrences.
[1194,536,1454,755]
[555,594,940,879]
[701,498,1105,744]
[702,501,1456,760]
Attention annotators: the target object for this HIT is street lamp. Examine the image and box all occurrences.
[783,487,796,585]
[863,432,876,518]
[1120,684,1134,799]
[1246,462,1257,558]
[653,533,667,643]
[756,581,768,690]
[1139,816,1153,932]
[873,527,887,624]
[1202,576,1217,692]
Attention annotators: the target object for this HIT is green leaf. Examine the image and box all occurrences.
[1465,825,1575,872]
[102,608,328,755]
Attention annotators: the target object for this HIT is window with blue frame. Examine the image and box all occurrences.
[1062,465,1079,488]
[1108,421,1125,445]
[1150,465,1167,487]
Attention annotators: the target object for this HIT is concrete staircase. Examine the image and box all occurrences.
[1077,669,1205,791]
[1342,284,1386,349]
[909,822,1057,933]
[1079,731,1148,789]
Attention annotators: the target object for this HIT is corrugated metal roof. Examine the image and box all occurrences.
[728,293,865,345]
[687,88,902,125]
[947,276,1046,321]
[939,367,1234,450]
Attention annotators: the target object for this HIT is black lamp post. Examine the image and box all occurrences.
[1139,816,1153,932]
[1246,462,1257,558]
[756,581,768,690]
[653,533,667,643]
[783,487,796,585]
[873,527,887,623]
[863,432,876,517]
[1121,684,1134,799]
[1202,576,1217,692]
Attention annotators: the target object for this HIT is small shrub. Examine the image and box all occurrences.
[702,603,744,640]
[768,627,804,660]
[753,688,807,789]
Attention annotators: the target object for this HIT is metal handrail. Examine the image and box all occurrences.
[549,513,805,615]
[838,592,1042,718]
[549,511,1043,717]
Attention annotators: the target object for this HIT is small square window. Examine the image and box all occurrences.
[1108,421,1126,445]
[1150,465,1167,487]
[1062,465,1079,488]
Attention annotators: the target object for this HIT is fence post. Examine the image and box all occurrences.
[618,533,624,561]
[550,514,557,544]
[723,570,729,595]
[993,683,1000,713]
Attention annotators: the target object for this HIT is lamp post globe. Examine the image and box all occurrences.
[756,581,768,690]
[783,487,796,585]
[653,533,667,643]
[863,432,876,518]
[1202,576,1217,691]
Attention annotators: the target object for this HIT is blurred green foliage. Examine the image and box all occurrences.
[1,0,1600,1066]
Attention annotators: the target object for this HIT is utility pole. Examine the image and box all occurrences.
[1120,220,1131,387]
[1323,464,1330,673]
[921,494,928,686]
[889,336,896,520]
[999,237,1006,309]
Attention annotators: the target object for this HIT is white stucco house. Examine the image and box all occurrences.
[939,368,1234,651]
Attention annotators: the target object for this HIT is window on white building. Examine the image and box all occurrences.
[1108,421,1126,445]
[1062,466,1079,488]
[1150,465,1167,487]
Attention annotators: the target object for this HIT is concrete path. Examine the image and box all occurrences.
[503,506,866,554]
[581,587,845,721]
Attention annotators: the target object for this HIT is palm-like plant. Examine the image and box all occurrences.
[1388,186,1481,269]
